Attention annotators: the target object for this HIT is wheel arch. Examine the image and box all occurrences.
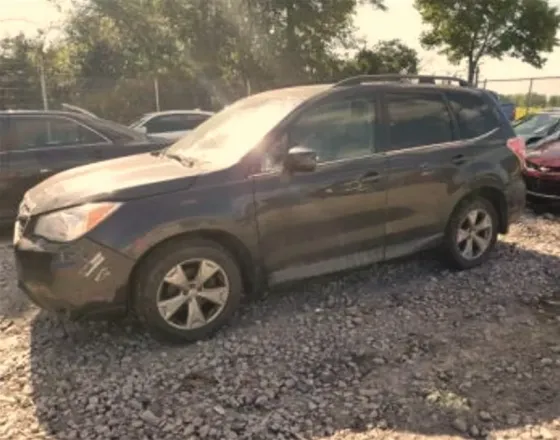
[127,229,262,305]
[447,185,508,234]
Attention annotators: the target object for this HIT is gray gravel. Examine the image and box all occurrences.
[0,211,559,440]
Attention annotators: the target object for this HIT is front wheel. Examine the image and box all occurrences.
[133,238,243,343]
[443,197,499,270]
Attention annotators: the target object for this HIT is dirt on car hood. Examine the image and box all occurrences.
[22,152,211,216]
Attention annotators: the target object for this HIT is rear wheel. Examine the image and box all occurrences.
[443,197,499,270]
[134,238,243,343]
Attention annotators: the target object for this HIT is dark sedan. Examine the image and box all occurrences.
[0,110,171,225]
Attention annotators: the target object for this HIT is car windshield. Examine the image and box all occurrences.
[163,96,301,165]
[514,113,560,135]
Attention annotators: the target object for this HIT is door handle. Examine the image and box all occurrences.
[39,169,51,174]
[359,171,380,183]
[451,154,467,165]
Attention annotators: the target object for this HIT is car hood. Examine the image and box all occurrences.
[525,140,560,167]
[23,152,211,216]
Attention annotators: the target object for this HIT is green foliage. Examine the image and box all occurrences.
[415,0,560,83]
[547,95,560,107]
[504,93,555,107]
[3,0,421,121]
[341,40,419,77]
[0,35,43,109]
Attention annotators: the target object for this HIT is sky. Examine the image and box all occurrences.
[2,0,560,96]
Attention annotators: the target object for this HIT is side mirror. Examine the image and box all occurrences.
[284,146,317,173]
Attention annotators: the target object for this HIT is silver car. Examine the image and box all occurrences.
[130,110,214,140]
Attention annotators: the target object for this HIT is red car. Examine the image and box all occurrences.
[524,137,560,203]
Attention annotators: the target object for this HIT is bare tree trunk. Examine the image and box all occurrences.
[284,0,301,85]
[467,55,477,85]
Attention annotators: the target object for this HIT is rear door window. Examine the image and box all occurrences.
[385,92,454,150]
[11,116,107,150]
[446,91,501,139]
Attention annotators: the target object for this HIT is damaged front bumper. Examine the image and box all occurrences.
[14,236,135,320]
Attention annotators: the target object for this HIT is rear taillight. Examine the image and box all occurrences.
[507,136,526,166]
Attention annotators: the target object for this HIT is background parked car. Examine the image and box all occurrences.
[513,110,560,148]
[0,110,171,225]
[129,110,214,140]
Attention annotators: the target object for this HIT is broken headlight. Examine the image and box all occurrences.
[34,202,121,242]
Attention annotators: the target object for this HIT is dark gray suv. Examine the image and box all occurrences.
[14,75,527,343]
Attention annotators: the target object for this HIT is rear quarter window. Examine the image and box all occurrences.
[446,91,503,139]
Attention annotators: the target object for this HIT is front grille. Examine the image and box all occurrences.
[524,175,560,196]
[526,160,560,173]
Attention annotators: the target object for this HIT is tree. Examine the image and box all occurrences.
[0,35,44,109]
[527,93,547,107]
[548,95,560,107]
[504,92,550,107]
[340,39,419,77]
[414,0,560,84]
[37,0,391,119]
[55,0,388,88]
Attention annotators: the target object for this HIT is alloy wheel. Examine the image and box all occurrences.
[456,208,493,260]
[156,258,230,330]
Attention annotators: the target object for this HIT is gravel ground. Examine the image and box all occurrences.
[0,210,559,440]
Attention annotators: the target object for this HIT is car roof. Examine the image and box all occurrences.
[0,110,108,126]
[359,81,482,92]
[247,81,490,104]
[142,109,215,117]
[0,109,94,119]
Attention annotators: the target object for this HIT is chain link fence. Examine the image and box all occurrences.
[481,76,560,119]
[0,71,251,124]
[6,69,560,123]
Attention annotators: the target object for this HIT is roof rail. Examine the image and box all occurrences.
[334,74,470,88]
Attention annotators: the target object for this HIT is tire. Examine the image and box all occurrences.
[133,238,243,343]
[443,196,499,270]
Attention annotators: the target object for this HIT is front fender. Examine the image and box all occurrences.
[89,177,260,263]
